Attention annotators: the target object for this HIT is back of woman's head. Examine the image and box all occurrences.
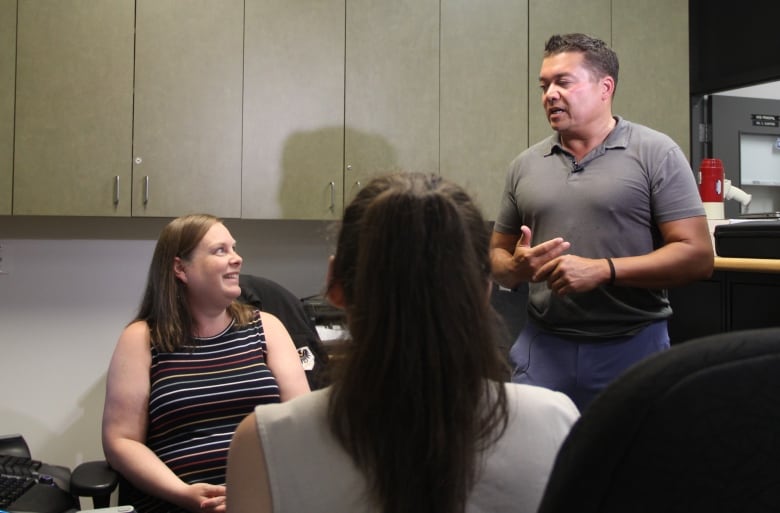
[137,214,249,351]
[328,172,509,513]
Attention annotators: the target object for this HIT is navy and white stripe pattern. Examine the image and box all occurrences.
[125,310,280,513]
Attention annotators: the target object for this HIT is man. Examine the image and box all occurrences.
[490,33,714,410]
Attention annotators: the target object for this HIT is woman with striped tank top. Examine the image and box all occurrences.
[102,214,310,513]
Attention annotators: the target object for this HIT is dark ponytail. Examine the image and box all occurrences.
[328,172,509,513]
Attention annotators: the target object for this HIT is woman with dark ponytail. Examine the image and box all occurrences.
[228,172,578,513]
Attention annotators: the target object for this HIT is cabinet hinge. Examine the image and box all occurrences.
[698,123,711,143]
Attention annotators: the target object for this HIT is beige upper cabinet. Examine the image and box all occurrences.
[527,0,611,147]
[6,0,690,220]
[242,0,345,220]
[0,0,14,215]
[612,0,689,159]
[14,0,243,218]
[244,0,440,219]
[440,0,529,221]
[344,0,440,205]
[13,0,134,216]
[132,0,243,218]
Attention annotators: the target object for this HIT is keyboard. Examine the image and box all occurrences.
[0,454,41,478]
[0,473,36,508]
[0,455,75,513]
[0,455,41,507]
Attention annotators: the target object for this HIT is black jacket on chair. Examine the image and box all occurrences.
[238,274,330,390]
[537,327,780,513]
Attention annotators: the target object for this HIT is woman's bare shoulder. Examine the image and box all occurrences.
[114,320,152,355]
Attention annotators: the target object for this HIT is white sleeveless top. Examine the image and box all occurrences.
[254,383,578,513]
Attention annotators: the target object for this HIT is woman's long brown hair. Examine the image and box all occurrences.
[328,173,510,513]
[135,214,253,352]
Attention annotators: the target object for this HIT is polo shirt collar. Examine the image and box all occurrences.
[543,116,628,158]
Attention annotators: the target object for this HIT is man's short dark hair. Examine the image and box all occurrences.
[544,33,619,94]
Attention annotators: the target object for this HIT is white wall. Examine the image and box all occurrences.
[0,217,331,473]
[714,81,780,100]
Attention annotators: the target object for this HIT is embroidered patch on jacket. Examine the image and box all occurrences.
[297,346,315,371]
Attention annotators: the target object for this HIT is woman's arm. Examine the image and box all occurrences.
[226,413,273,513]
[261,312,311,401]
[102,321,227,512]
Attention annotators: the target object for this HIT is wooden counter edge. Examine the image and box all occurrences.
[714,256,780,273]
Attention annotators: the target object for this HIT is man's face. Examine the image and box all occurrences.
[538,51,610,135]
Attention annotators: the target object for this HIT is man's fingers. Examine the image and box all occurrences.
[534,238,570,259]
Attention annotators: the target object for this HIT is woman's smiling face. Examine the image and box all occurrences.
[175,222,243,309]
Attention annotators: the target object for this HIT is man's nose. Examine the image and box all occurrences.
[544,85,561,102]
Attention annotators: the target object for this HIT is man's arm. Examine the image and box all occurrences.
[606,215,714,288]
[540,216,714,295]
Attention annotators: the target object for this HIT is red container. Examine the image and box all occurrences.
[698,158,724,202]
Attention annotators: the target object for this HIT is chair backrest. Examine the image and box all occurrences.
[537,327,780,513]
[0,433,32,458]
[238,274,330,389]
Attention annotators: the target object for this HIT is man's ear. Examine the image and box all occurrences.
[601,75,615,100]
[173,256,188,283]
[325,255,346,309]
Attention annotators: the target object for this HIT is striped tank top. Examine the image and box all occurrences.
[123,309,280,513]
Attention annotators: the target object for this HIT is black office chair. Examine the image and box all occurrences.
[70,460,118,509]
[238,274,330,389]
[537,327,780,513]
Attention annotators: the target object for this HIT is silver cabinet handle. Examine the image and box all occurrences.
[329,181,336,212]
[113,176,120,205]
[355,180,361,189]
[143,176,150,205]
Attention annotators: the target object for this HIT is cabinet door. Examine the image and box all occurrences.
[527,0,611,146]
[345,0,439,204]
[0,0,14,215]
[14,0,134,216]
[668,272,726,344]
[728,272,780,331]
[612,0,689,159]
[133,0,243,218]
[440,0,528,221]
[243,0,345,220]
